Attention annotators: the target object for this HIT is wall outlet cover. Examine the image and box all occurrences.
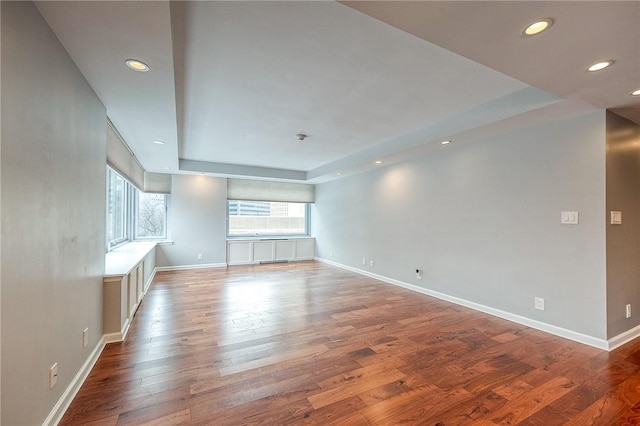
[49,363,58,389]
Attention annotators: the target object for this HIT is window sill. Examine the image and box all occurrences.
[226,236,312,241]
[105,241,157,277]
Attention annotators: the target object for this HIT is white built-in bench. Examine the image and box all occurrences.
[103,241,156,342]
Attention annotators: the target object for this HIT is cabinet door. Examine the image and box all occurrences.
[295,239,315,260]
[275,240,296,261]
[253,241,275,262]
[228,241,253,265]
[128,270,138,318]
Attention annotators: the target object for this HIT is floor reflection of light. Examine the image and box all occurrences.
[145,290,173,340]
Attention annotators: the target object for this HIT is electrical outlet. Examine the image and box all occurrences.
[626,304,632,318]
[369,260,374,267]
[534,297,545,311]
[197,253,203,260]
[416,269,423,280]
[83,328,88,348]
[49,363,58,389]
[362,257,366,265]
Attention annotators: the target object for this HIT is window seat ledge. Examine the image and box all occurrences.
[105,241,157,277]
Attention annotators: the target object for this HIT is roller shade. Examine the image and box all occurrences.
[227,178,315,203]
[106,121,144,190]
[144,172,172,194]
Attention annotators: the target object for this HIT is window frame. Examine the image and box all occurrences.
[106,166,170,252]
[226,200,310,238]
[106,167,133,250]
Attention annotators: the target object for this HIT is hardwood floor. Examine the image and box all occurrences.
[61,261,640,425]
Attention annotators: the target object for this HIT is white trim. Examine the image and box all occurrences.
[103,332,124,344]
[42,336,106,426]
[608,324,640,351]
[154,263,227,272]
[315,257,610,351]
[103,317,131,344]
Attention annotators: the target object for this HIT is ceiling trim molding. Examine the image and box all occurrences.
[179,159,308,182]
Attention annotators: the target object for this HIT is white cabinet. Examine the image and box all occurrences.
[296,239,315,260]
[104,242,156,342]
[227,238,315,265]
[254,241,275,262]
[275,240,296,261]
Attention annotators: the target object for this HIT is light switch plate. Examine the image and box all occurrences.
[611,211,622,225]
[561,211,579,225]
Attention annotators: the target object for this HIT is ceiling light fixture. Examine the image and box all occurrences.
[522,18,553,36]
[125,59,150,72]
[440,140,452,145]
[153,140,165,145]
[375,160,382,164]
[296,133,308,142]
[631,89,640,96]
[587,60,613,72]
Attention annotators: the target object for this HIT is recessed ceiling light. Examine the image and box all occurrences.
[375,160,382,164]
[153,140,165,145]
[337,172,342,175]
[125,59,149,72]
[522,18,553,36]
[587,60,613,72]
[440,140,452,145]
[631,88,640,96]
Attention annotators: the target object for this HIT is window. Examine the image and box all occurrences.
[107,168,131,248]
[135,192,167,239]
[227,200,309,237]
[106,167,169,250]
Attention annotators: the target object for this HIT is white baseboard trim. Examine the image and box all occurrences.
[103,317,131,344]
[154,262,227,272]
[42,336,106,426]
[608,324,640,351]
[315,257,610,351]
[103,332,123,344]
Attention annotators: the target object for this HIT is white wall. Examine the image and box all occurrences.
[1,2,107,424]
[313,111,608,340]
[156,175,228,267]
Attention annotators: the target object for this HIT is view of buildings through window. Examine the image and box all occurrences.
[228,200,308,236]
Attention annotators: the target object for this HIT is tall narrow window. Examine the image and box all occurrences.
[227,200,309,237]
[136,192,167,239]
[107,168,129,248]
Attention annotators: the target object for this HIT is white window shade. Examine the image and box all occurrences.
[144,172,172,194]
[227,178,315,203]
[106,122,144,190]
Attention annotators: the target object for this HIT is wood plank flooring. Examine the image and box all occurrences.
[61,261,640,425]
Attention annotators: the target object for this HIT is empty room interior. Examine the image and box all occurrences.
[3,1,640,425]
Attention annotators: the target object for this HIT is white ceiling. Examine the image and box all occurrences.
[36,1,640,183]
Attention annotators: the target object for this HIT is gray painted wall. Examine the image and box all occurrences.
[1,2,107,425]
[313,111,608,339]
[156,175,228,267]
[606,111,640,338]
